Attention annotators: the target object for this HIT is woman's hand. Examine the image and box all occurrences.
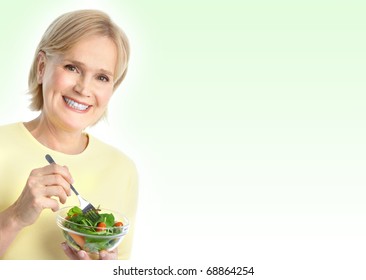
[61,242,118,260]
[13,164,73,228]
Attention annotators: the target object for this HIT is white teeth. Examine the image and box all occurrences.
[63,97,89,111]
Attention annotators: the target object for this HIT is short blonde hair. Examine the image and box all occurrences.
[28,9,130,111]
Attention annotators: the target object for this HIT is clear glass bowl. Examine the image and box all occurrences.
[56,206,129,258]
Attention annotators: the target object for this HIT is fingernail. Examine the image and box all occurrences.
[61,243,67,250]
[100,251,106,259]
[78,250,86,258]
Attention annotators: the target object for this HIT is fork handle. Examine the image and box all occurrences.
[45,154,79,195]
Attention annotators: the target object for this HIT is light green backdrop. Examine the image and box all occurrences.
[1,0,365,277]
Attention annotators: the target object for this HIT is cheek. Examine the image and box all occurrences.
[43,70,75,92]
[54,74,75,91]
[95,89,114,107]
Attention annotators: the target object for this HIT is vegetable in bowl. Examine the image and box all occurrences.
[56,206,129,256]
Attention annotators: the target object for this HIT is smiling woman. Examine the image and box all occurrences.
[0,9,138,260]
[31,35,118,137]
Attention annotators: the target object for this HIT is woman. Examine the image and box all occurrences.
[0,9,138,260]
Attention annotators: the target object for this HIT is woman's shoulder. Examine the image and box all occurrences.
[0,121,22,131]
[87,134,137,170]
[0,122,24,137]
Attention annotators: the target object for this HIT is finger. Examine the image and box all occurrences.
[77,250,91,260]
[99,249,118,260]
[48,164,74,186]
[62,242,92,260]
[42,185,68,204]
[61,242,78,260]
[40,174,72,197]
[32,164,74,185]
[38,197,60,212]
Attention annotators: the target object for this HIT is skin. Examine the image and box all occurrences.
[61,242,118,260]
[0,35,119,260]
[27,35,117,155]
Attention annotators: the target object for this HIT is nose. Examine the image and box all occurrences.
[74,76,91,97]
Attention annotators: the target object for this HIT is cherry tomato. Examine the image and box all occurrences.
[114,221,123,227]
[96,222,107,232]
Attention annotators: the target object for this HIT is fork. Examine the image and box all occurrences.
[45,154,101,223]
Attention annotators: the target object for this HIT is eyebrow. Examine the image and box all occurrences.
[66,59,114,77]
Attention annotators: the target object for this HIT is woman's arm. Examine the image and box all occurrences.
[0,163,72,257]
[0,205,24,257]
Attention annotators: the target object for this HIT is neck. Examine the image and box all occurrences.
[24,115,89,155]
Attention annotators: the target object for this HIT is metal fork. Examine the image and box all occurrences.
[45,154,101,223]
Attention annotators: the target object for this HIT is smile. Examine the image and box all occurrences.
[63,96,90,111]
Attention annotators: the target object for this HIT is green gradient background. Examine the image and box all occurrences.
[1,0,366,276]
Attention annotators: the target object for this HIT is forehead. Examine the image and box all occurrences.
[60,36,118,74]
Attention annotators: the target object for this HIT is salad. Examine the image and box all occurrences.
[60,206,127,253]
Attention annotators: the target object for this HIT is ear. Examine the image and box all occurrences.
[36,51,47,84]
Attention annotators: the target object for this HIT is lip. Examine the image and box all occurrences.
[62,96,92,113]
[63,96,91,106]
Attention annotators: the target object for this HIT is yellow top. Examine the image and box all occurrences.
[0,122,138,260]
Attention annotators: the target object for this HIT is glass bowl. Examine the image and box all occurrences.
[56,206,129,258]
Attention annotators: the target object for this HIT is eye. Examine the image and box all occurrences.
[97,75,110,82]
[65,64,78,72]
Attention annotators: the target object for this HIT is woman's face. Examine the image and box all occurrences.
[37,35,118,132]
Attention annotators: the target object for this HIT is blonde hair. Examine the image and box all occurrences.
[28,9,130,111]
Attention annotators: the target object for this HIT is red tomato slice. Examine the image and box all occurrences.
[96,222,107,232]
[114,221,123,227]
